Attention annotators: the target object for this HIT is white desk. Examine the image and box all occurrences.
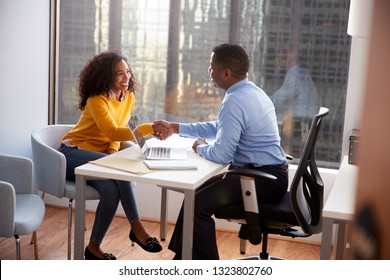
[320,156,358,259]
[74,137,227,260]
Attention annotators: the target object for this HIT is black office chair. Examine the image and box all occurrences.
[214,107,329,260]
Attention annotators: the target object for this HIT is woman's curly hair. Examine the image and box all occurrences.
[77,50,136,110]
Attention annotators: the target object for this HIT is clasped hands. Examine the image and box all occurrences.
[152,120,207,153]
[152,120,175,140]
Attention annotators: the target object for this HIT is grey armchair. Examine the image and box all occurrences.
[31,125,100,260]
[0,153,45,260]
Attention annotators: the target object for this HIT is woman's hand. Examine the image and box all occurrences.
[152,120,177,140]
[106,149,117,154]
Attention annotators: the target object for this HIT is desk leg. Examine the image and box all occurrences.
[320,217,333,260]
[345,223,353,259]
[74,174,86,260]
[335,222,347,260]
[182,189,195,260]
[160,187,168,241]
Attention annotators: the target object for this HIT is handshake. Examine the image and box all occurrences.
[152,120,177,141]
[152,120,208,153]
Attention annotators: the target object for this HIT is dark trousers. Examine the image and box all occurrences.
[168,165,288,260]
[58,144,139,243]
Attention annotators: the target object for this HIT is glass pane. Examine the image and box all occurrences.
[56,0,351,168]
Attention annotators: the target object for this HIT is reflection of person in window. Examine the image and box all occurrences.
[270,50,320,153]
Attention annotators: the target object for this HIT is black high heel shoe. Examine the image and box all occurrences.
[129,230,162,253]
[84,246,117,260]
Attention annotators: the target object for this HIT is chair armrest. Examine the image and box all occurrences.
[0,181,16,236]
[0,154,34,194]
[225,168,277,180]
[31,133,67,197]
[225,168,276,245]
[286,154,294,160]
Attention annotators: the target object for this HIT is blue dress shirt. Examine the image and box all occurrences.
[179,79,286,167]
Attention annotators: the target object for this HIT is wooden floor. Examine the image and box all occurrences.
[0,205,321,260]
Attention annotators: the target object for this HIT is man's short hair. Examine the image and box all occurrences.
[212,44,249,77]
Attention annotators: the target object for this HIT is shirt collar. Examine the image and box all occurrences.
[109,90,125,101]
[226,78,250,94]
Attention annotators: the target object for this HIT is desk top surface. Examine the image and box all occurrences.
[75,135,228,190]
[322,156,359,220]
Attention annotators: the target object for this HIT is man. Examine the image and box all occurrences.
[154,43,288,259]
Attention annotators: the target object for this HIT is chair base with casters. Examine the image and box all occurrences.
[214,107,329,260]
[0,154,46,260]
[235,224,311,260]
[31,124,100,260]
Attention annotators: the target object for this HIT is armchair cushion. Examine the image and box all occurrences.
[15,194,45,235]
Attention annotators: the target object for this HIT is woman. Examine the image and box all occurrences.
[59,50,162,260]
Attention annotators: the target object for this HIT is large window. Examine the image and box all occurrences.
[54,0,351,168]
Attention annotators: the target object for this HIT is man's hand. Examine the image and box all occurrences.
[192,138,207,153]
[152,120,177,140]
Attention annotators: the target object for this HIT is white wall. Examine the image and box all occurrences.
[341,36,370,157]
[341,0,373,157]
[0,0,50,159]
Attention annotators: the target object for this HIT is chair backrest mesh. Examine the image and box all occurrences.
[289,107,329,234]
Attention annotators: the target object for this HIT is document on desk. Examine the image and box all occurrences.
[143,160,197,170]
[90,156,152,174]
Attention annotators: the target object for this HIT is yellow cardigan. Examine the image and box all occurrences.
[61,91,153,153]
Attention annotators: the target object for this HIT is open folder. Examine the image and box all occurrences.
[90,156,197,174]
[90,156,152,174]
